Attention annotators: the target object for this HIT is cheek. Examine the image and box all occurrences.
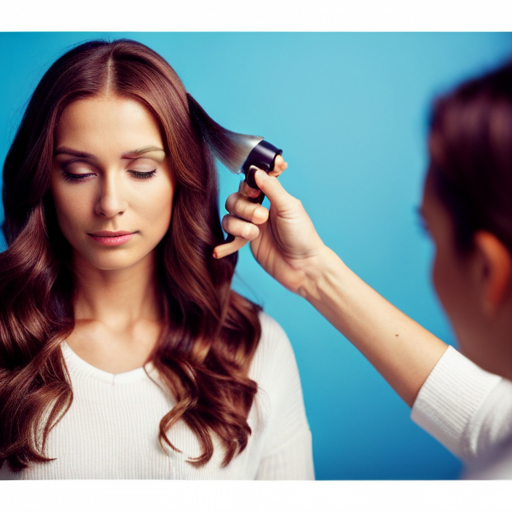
[431,244,471,332]
[432,252,444,301]
[431,247,453,313]
[50,182,88,234]
[139,183,175,232]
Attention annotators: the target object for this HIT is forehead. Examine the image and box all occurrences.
[55,95,163,150]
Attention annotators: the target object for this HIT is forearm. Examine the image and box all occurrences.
[300,246,448,407]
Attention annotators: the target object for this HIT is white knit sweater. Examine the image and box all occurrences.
[0,313,314,480]
[411,345,512,479]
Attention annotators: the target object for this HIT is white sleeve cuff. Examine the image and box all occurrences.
[411,345,502,460]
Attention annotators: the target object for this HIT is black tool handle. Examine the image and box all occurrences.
[224,140,282,246]
[241,140,282,190]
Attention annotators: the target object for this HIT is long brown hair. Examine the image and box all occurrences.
[0,39,262,472]
[428,59,512,255]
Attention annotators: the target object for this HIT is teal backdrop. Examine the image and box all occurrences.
[1,32,511,479]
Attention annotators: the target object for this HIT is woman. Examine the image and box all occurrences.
[216,59,512,478]
[0,39,313,479]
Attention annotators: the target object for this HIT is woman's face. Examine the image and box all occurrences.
[51,95,176,272]
[421,171,502,372]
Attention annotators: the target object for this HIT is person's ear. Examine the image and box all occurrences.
[472,231,512,317]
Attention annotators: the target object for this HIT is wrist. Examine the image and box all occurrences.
[298,245,346,303]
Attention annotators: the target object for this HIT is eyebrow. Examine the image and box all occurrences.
[121,146,166,159]
[54,146,166,160]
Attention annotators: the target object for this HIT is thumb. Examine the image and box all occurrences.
[254,170,297,213]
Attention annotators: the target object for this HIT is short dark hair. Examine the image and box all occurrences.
[428,59,512,254]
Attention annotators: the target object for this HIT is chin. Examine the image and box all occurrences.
[77,250,148,272]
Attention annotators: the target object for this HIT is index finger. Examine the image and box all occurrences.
[213,236,249,259]
[239,178,261,199]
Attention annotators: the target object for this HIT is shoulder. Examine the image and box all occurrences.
[258,311,289,344]
[249,311,299,384]
[249,312,311,466]
[255,311,295,360]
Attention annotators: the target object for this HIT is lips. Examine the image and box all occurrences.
[88,230,136,246]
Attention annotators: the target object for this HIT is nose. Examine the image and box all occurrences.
[94,174,128,218]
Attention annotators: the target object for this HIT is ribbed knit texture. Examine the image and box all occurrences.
[411,345,512,467]
[0,313,314,480]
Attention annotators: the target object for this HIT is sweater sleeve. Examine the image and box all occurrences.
[411,345,512,463]
[253,313,314,480]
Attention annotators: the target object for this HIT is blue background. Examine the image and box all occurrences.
[1,32,511,480]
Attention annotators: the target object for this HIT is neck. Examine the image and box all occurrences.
[72,250,162,328]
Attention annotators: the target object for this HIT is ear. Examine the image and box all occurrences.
[473,231,512,317]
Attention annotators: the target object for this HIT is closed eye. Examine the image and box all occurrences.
[58,168,157,182]
[129,169,157,179]
[61,170,96,182]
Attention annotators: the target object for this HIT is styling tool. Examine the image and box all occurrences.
[224,139,283,191]
[187,93,282,246]
[187,93,283,193]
